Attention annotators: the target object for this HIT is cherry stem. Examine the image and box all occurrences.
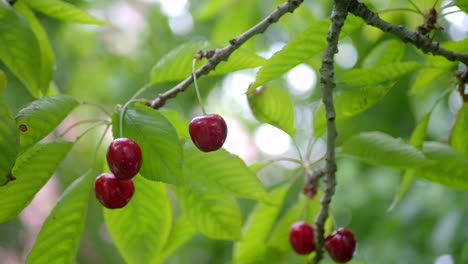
[130,83,152,101]
[75,122,109,141]
[408,0,424,16]
[305,137,317,161]
[81,101,112,118]
[440,10,462,17]
[288,168,306,189]
[93,124,111,163]
[58,119,110,139]
[292,139,305,163]
[192,58,207,115]
[265,157,304,166]
[119,99,140,138]
[378,8,421,15]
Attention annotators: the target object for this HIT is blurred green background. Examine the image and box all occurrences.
[1,0,468,263]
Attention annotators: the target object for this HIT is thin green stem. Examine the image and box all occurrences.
[253,157,304,173]
[378,8,421,15]
[81,101,112,118]
[58,119,110,139]
[119,100,140,138]
[288,167,307,189]
[305,137,317,161]
[292,138,305,163]
[441,10,463,17]
[192,58,207,115]
[130,83,153,101]
[267,156,304,166]
[75,122,110,141]
[93,124,111,163]
[408,0,424,15]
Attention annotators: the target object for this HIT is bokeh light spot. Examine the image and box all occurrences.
[254,124,291,155]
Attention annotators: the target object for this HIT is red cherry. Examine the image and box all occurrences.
[289,221,315,255]
[94,173,135,209]
[325,228,357,263]
[107,138,142,180]
[189,114,227,152]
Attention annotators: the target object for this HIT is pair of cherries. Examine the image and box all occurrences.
[289,222,357,263]
[94,138,142,209]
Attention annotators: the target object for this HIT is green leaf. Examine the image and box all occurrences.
[247,84,295,136]
[15,95,79,151]
[176,185,242,240]
[104,177,172,264]
[441,38,468,53]
[193,0,233,22]
[362,39,404,68]
[0,70,6,92]
[0,95,19,186]
[415,142,468,190]
[410,58,453,95]
[184,146,267,201]
[338,61,421,86]
[340,131,430,169]
[313,83,394,136]
[410,64,451,95]
[214,47,265,75]
[409,113,432,149]
[210,0,256,49]
[340,15,363,37]
[26,0,106,25]
[457,1,468,13]
[449,105,468,158]
[233,186,289,263]
[160,109,190,140]
[0,1,42,97]
[157,214,196,263]
[251,22,329,88]
[26,169,97,264]
[113,104,183,185]
[389,169,415,211]
[0,141,73,223]
[150,41,265,84]
[14,1,54,95]
[389,111,431,210]
[410,39,468,95]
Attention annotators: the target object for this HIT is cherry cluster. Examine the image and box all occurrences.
[94,138,142,209]
[93,112,227,209]
[289,222,356,263]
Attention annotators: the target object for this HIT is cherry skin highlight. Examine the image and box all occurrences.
[325,228,357,263]
[94,173,135,209]
[106,137,142,180]
[289,221,316,255]
[189,114,227,152]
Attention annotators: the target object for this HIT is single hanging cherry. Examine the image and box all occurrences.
[325,228,357,263]
[94,172,135,209]
[106,137,142,180]
[188,57,227,152]
[189,114,227,152]
[289,221,316,255]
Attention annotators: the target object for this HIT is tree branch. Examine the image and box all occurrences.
[149,0,304,109]
[348,0,468,65]
[311,0,349,263]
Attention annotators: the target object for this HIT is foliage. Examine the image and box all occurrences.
[1,0,468,264]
